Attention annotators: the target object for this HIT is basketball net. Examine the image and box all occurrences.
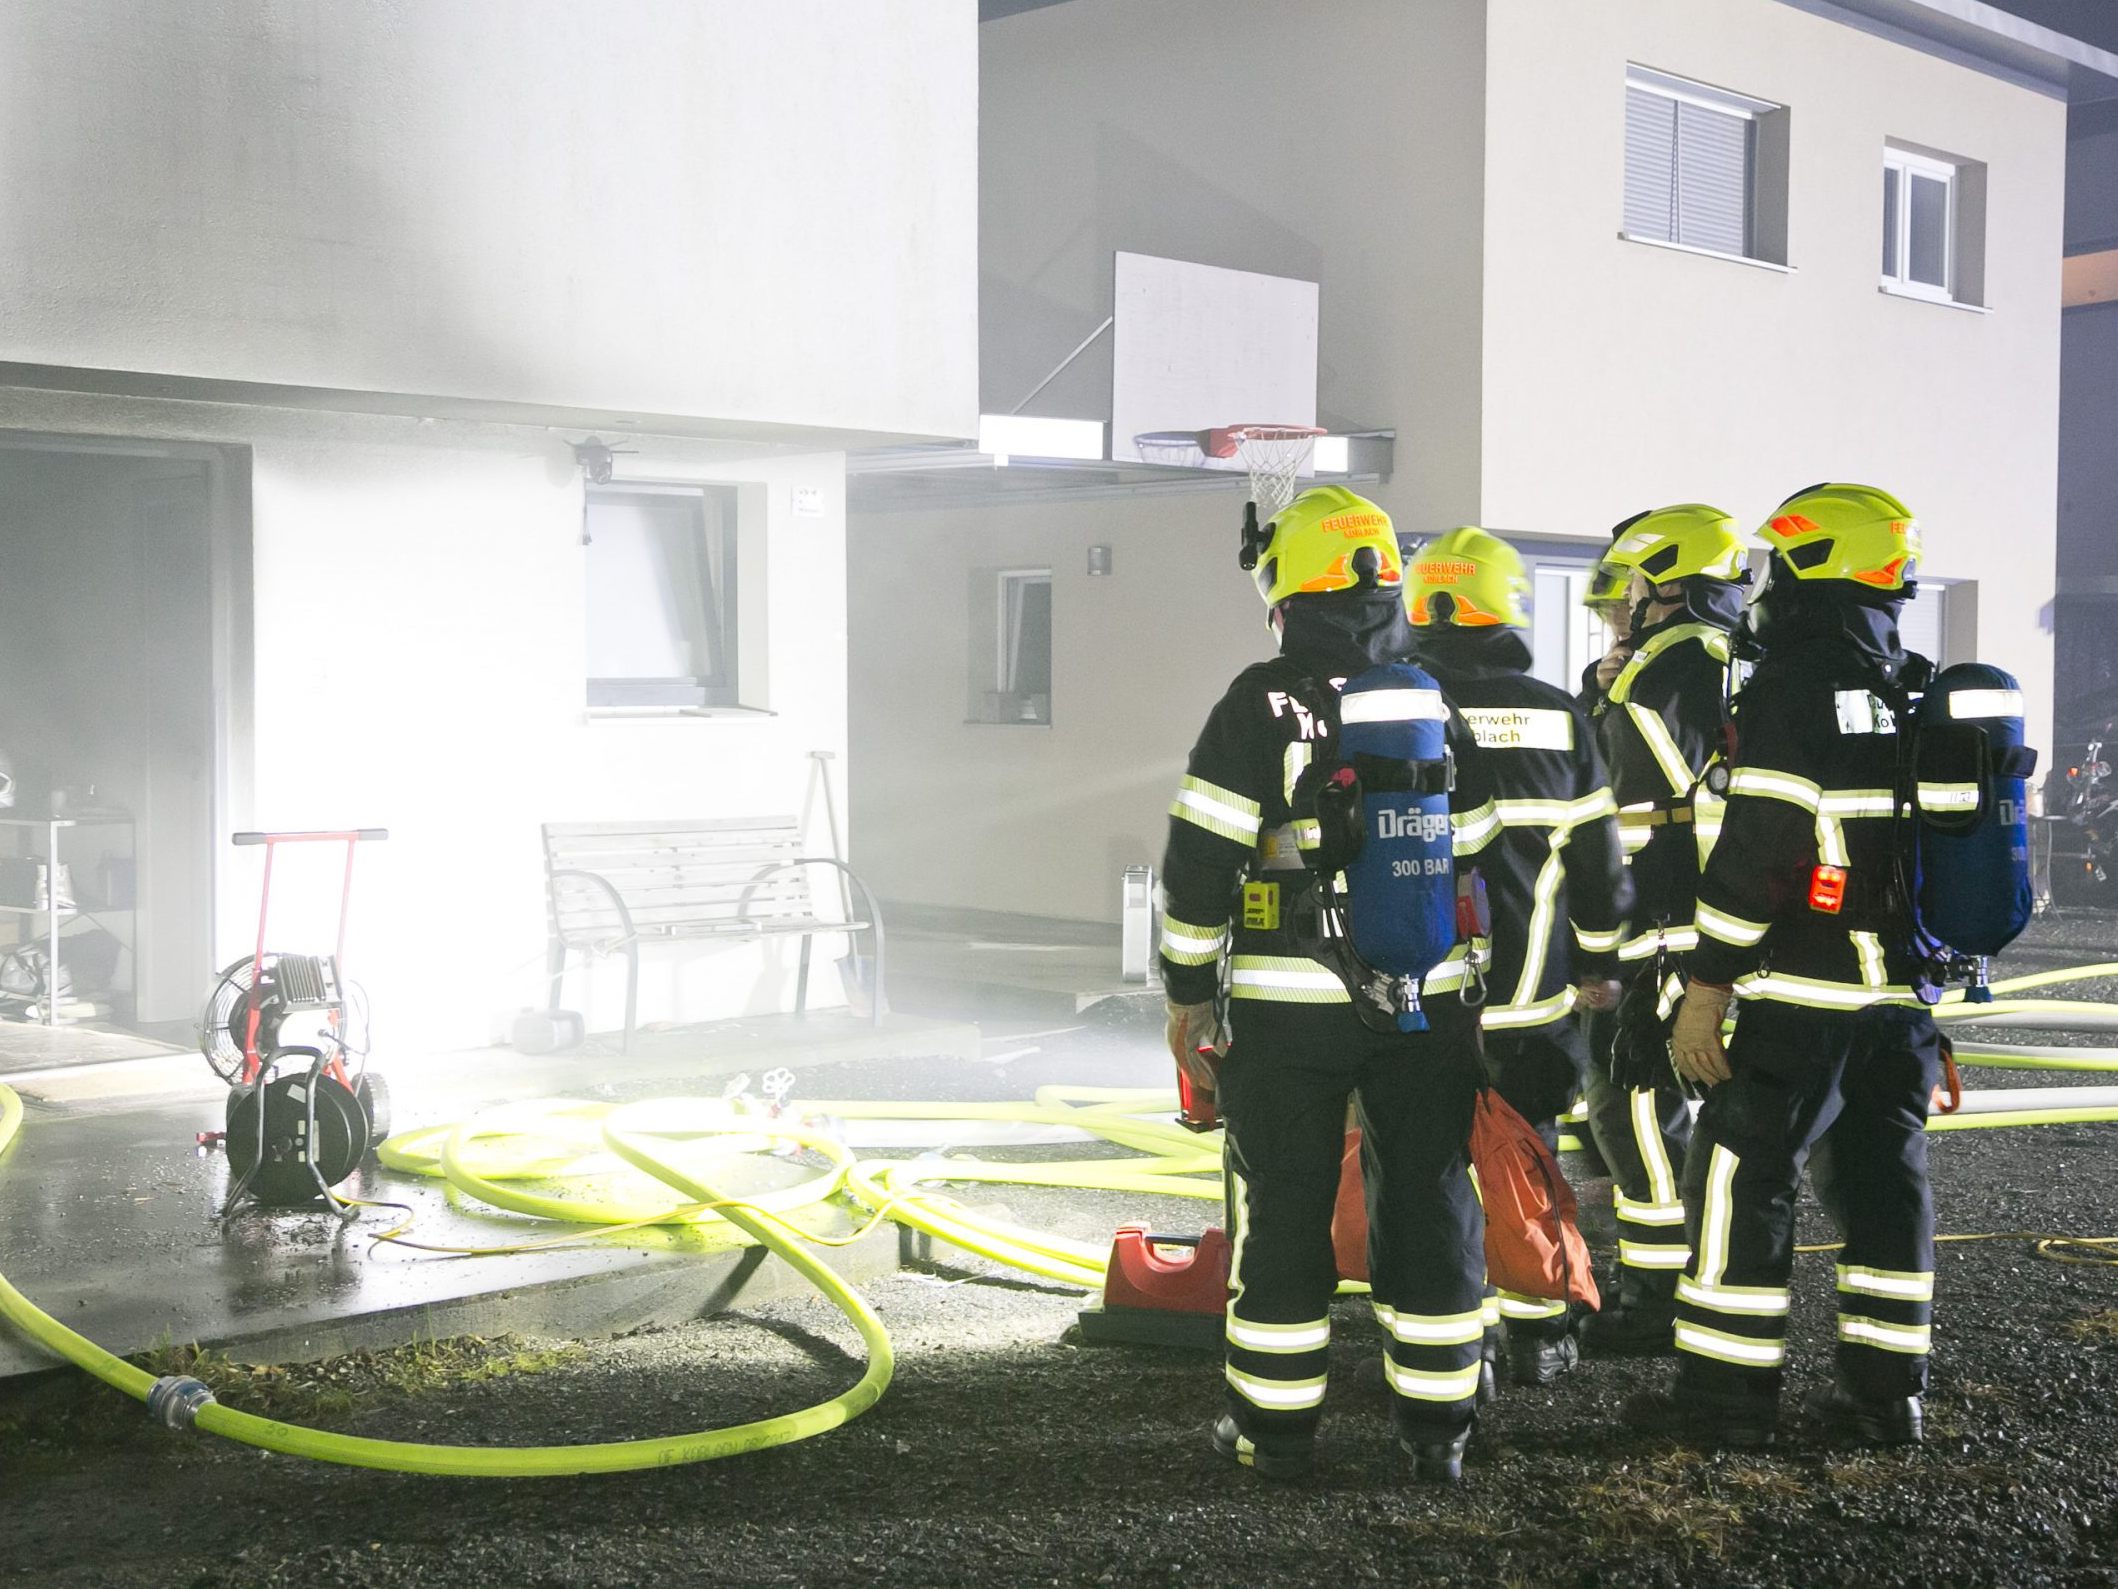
[1129,423,1326,521]
[1225,425,1325,522]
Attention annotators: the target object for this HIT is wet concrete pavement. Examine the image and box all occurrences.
[0,1009,978,1377]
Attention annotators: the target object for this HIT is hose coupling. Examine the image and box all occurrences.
[147,1374,217,1430]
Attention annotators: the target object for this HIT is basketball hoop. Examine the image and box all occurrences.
[1223,424,1325,521]
[1131,429,1210,469]
[1129,423,1327,521]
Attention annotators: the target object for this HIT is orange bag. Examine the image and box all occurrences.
[1470,1088,1600,1309]
[1332,1130,1368,1282]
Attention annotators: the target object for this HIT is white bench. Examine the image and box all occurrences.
[542,816,880,1051]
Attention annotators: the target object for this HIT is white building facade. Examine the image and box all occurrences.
[0,0,979,1047]
[850,0,2104,928]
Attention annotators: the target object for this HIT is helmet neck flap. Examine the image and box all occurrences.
[1739,560,1912,682]
[1276,589,1416,679]
[1415,619,1534,678]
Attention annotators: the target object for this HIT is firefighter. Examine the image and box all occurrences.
[1581,504,1751,1354]
[1405,527,1632,1386]
[1579,532,1638,707]
[1161,486,1500,1484]
[1624,483,1940,1448]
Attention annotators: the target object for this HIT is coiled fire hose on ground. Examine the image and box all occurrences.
[0,1084,1223,1474]
[0,1085,898,1474]
[1,964,2116,1476]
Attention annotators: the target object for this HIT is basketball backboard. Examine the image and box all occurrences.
[1108,251,1319,471]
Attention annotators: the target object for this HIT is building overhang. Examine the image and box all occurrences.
[1777,0,2118,100]
[0,361,969,457]
[849,429,1394,515]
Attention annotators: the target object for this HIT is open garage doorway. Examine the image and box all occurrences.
[0,435,233,1035]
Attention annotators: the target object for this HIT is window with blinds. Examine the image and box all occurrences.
[1622,67,1785,265]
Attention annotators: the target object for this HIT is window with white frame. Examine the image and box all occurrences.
[1882,144,1986,306]
[988,568,1052,724]
[584,485,741,709]
[1623,66,1789,266]
[1529,565,1607,694]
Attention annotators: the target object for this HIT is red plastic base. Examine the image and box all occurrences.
[1100,1223,1231,1316]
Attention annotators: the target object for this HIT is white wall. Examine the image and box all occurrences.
[849,0,1487,925]
[0,0,978,443]
[857,0,2072,929]
[1479,0,2068,746]
[851,488,1269,922]
[0,387,854,1053]
[978,0,1489,523]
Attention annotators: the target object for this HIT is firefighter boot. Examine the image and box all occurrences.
[1585,1270,1678,1357]
[1800,1379,1923,1447]
[1399,1424,1473,1484]
[1479,1333,1501,1405]
[1211,1414,1314,1480]
[1508,1327,1581,1387]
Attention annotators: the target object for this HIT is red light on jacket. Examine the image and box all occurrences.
[1809,864,1847,914]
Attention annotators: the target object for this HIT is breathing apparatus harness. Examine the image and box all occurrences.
[1279,668,1491,1035]
[1236,663,1489,1038]
[1253,586,1490,1034]
[1732,570,2038,1005]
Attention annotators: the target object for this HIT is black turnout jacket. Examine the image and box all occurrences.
[1418,627,1632,1031]
[1688,600,1928,1009]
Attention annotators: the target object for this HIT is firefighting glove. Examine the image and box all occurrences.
[1608,977,1675,1092]
[1164,1000,1226,1095]
[1669,981,1735,1089]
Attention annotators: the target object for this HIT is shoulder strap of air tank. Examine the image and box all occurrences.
[1872,661,1938,958]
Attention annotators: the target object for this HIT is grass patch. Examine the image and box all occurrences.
[142,1334,581,1418]
[1,1333,580,1456]
[1577,1454,1749,1559]
[1723,1463,1806,1500]
[1824,1456,1901,1491]
[2063,1309,2118,1345]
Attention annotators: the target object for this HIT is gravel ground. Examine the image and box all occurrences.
[3,919,2117,1588]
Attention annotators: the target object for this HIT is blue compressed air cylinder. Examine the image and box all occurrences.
[1916,662,2034,957]
[1337,663,1457,984]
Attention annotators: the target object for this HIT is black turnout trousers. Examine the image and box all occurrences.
[1216,995,1485,1451]
[1584,987,1696,1304]
[1673,999,1942,1405]
[1485,1015,1591,1153]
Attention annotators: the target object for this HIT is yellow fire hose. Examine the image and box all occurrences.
[0,1082,1232,1474]
[1,982,2116,1477]
[0,1083,896,1475]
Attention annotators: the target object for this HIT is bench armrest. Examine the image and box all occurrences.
[752,856,888,1024]
[548,867,641,949]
